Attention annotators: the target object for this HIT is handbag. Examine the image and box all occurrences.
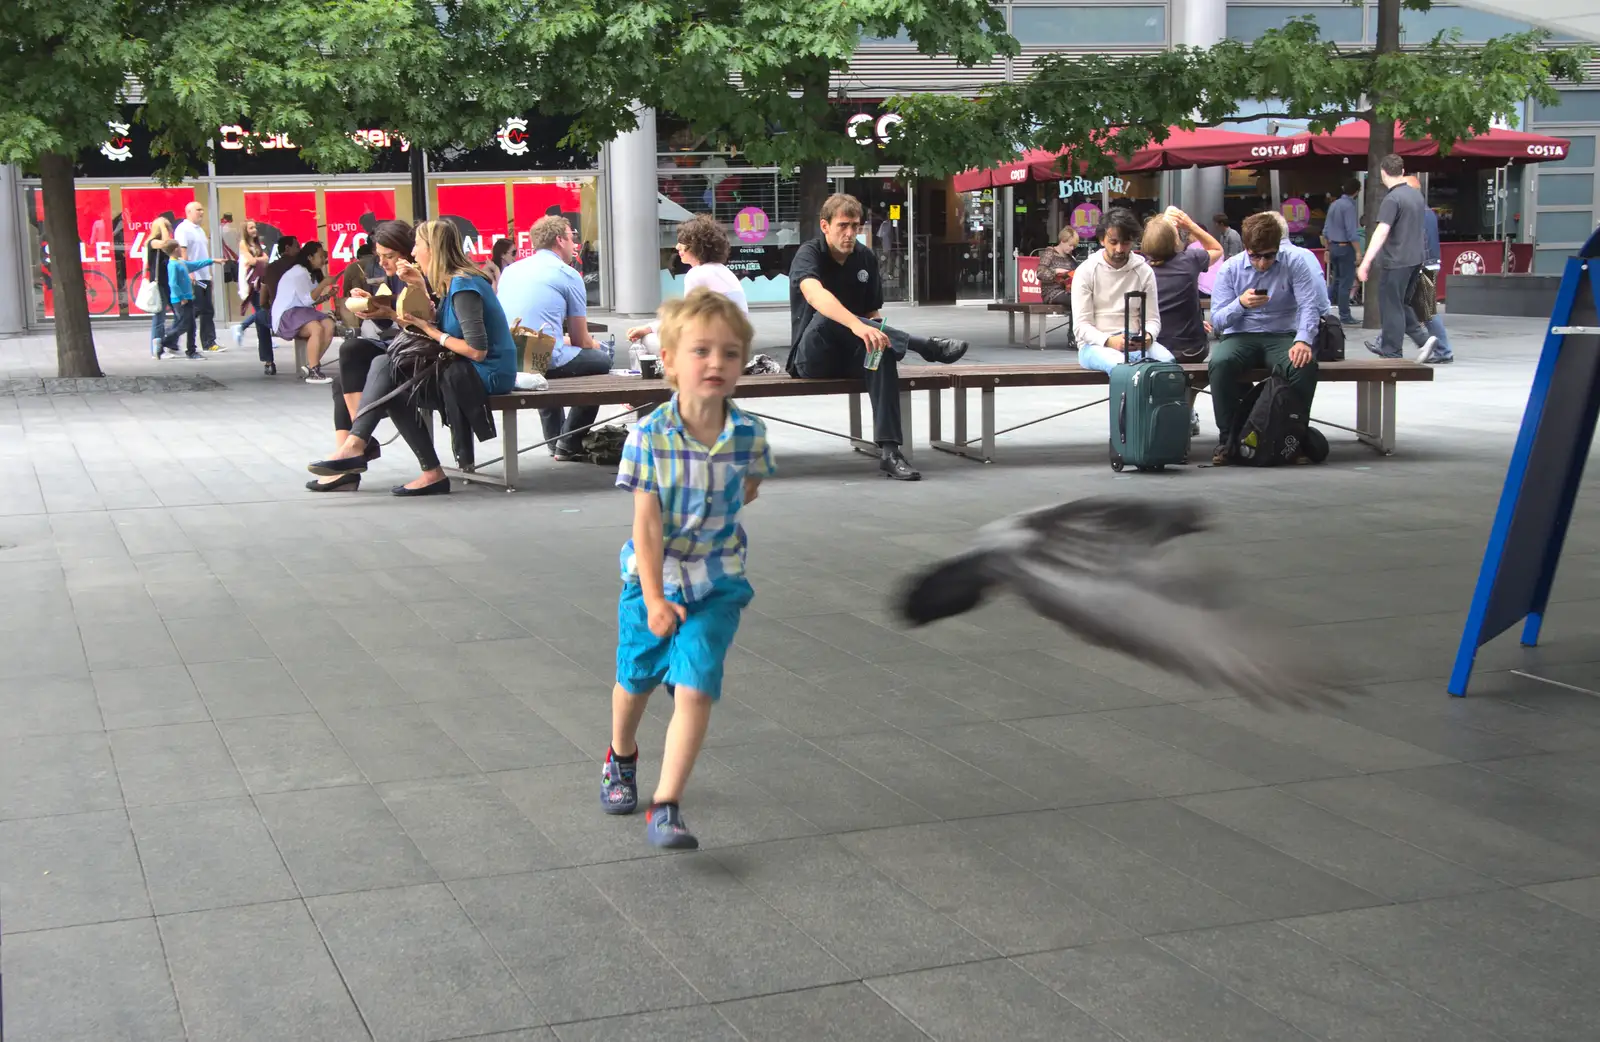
[135,278,161,313]
[1410,267,1438,322]
[356,330,452,420]
[1313,314,1345,362]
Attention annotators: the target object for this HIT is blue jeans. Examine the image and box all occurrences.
[1079,341,1174,373]
[1424,314,1452,358]
[1327,244,1357,318]
[149,302,167,346]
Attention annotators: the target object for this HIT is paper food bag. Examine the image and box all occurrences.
[511,322,556,374]
[395,284,433,323]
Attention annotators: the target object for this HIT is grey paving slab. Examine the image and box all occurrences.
[1379,761,1600,859]
[216,712,365,794]
[1189,696,1455,773]
[110,721,248,806]
[165,611,274,664]
[836,822,1135,954]
[187,655,313,719]
[583,853,854,1002]
[450,869,702,1024]
[867,957,1125,1042]
[160,899,371,1042]
[707,738,937,832]
[1286,902,1600,1042]
[309,883,544,1042]
[1526,875,1600,921]
[421,694,590,771]
[1017,939,1315,1042]
[322,704,479,783]
[710,835,994,976]
[1098,704,1355,785]
[1151,921,1504,1042]
[129,796,298,914]
[810,729,1042,820]
[257,784,438,896]
[378,774,566,878]
[0,674,104,737]
[1012,713,1261,796]
[718,983,933,1041]
[0,809,151,932]
[92,662,209,730]
[495,762,668,868]
[1177,787,1499,902]
[3,919,185,1042]
[913,720,1155,809]
[1407,887,1600,988]
[552,1007,742,1042]
[1,731,122,819]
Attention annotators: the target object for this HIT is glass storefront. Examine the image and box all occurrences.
[657,162,801,306]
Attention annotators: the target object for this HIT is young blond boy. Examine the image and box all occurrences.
[600,288,775,848]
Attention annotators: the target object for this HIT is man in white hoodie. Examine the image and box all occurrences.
[1072,208,1172,372]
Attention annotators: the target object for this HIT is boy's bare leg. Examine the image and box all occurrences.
[610,683,651,757]
[653,688,713,804]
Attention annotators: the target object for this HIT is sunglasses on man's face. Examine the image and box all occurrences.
[1248,250,1279,261]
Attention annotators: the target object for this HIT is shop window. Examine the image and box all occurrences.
[658,169,802,305]
[860,28,912,45]
[1533,91,1600,126]
[1535,247,1575,274]
[1011,5,1166,45]
[1542,136,1596,168]
[1537,210,1596,244]
[432,177,603,306]
[1537,174,1595,208]
[1226,6,1363,44]
[1375,4,1556,42]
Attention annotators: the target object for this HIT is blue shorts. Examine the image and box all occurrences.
[615,575,754,701]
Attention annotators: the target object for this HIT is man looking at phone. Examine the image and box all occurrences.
[1206,211,1323,464]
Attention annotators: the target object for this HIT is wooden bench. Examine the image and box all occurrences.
[452,368,951,490]
[987,302,1073,351]
[930,359,1435,463]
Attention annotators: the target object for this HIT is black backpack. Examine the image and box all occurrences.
[1227,373,1310,466]
[1313,315,1345,362]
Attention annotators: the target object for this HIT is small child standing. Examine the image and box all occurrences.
[600,288,774,849]
[159,242,218,359]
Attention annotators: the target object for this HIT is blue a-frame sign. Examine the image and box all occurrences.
[1449,226,1600,695]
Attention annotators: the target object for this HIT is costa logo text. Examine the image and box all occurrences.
[1527,144,1566,157]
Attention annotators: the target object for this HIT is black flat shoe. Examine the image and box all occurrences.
[307,456,368,476]
[364,438,382,461]
[392,478,450,497]
[923,336,970,364]
[306,473,360,492]
[879,448,921,481]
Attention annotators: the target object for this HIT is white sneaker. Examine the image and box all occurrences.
[1417,335,1439,364]
[231,323,244,349]
[1190,410,1200,437]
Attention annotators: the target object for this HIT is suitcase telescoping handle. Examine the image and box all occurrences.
[1122,291,1147,362]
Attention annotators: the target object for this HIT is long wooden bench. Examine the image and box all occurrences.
[987,302,1073,351]
[452,368,950,490]
[450,359,1431,489]
[930,359,1434,463]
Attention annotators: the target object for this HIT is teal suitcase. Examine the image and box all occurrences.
[1108,291,1191,472]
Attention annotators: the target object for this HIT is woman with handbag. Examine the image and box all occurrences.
[143,215,177,358]
[307,220,515,496]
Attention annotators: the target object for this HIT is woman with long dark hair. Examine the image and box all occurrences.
[486,237,514,291]
[270,240,339,383]
[308,220,515,496]
[308,219,414,492]
[230,219,268,348]
[145,214,177,358]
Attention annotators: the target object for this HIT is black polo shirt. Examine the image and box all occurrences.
[788,238,883,347]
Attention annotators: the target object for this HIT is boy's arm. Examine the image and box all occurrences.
[631,490,668,606]
[741,424,777,505]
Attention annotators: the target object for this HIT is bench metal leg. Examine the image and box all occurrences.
[1023,310,1035,350]
[501,409,520,489]
[1351,380,1397,455]
[931,385,999,463]
[927,387,942,446]
[1007,312,1018,344]
[980,387,996,460]
[294,337,308,376]
[847,392,876,456]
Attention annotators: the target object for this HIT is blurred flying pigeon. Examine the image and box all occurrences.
[894,497,1341,711]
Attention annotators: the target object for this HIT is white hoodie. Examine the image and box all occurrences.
[1071,248,1161,349]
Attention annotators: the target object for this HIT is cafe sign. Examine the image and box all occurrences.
[1057,176,1128,199]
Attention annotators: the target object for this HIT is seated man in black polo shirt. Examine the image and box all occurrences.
[787,193,968,481]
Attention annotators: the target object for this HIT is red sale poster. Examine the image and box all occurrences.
[35,187,118,318]
[437,183,508,263]
[324,188,396,278]
[244,191,319,257]
[122,186,196,315]
[511,181,581,259]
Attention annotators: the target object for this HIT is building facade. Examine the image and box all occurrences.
[0,0,1589,333]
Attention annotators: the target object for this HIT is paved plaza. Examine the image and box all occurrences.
[3,304,1600,1042]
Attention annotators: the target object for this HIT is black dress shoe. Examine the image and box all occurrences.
[391,478,450,497]
[306,472,360,492]
[307,456,368,476]
[922,336,969,364]
[880,448,921,481]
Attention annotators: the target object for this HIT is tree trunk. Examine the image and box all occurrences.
[1362,0,1402,330]
[797,161,830,243]
[38,152,102,378]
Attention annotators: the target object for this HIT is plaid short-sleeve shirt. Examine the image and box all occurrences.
[616,396,776,601]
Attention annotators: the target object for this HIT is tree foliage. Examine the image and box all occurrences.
[884,16,1590,177]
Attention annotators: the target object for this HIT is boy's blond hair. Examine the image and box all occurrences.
[656,288,753,389]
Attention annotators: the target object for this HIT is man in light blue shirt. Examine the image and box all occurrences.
[497,214,612,460]
[1206,211,1322,464]
[1320,180,1362,324]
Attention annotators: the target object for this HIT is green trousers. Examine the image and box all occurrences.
[1208,332,1318,440]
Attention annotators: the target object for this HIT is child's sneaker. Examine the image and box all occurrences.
[646,802,698,849]
[599,748,637,815]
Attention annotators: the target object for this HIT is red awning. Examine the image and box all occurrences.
[1244,121,1571,165]
[950,127,1309,191]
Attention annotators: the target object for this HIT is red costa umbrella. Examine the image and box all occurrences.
[951,127,1311,191]
[1245,121,1571,165]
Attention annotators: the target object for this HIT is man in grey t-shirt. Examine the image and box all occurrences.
[1357,153,1436,360]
